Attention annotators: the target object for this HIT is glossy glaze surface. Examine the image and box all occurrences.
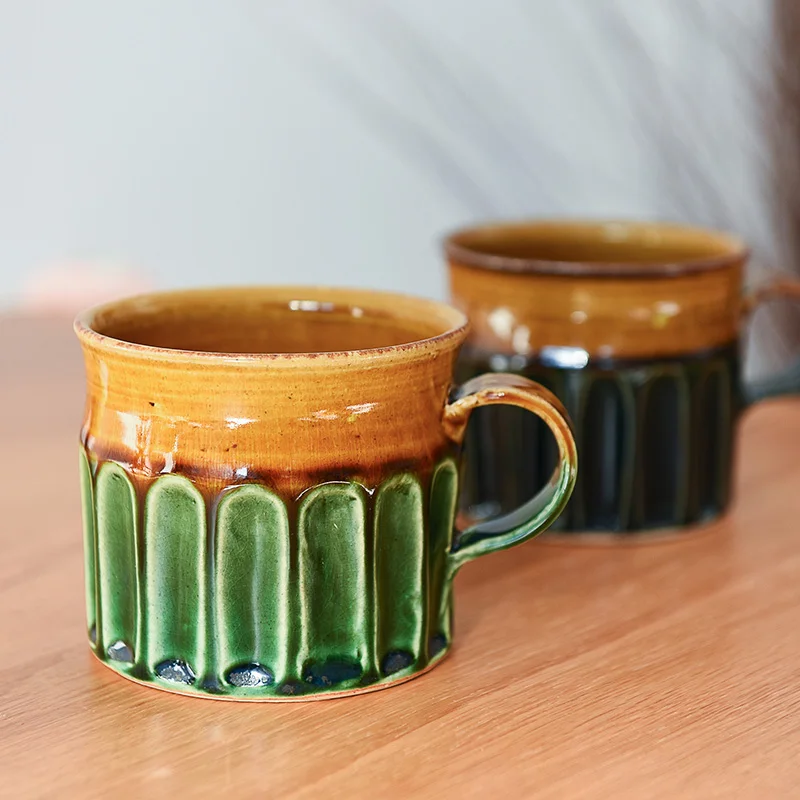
[458,344,740,533]
[446,219,800,534]
[81,450,459,698]
[75,287,577,699]
[447,221,746,360]
[76,287,468,500]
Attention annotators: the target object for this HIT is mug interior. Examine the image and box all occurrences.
[445,220,747,275]
[80,287,466,356]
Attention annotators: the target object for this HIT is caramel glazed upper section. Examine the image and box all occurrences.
[446,220,748,361]
[75,287,469,500]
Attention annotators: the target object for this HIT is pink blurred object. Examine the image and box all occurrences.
[19,262,153,314]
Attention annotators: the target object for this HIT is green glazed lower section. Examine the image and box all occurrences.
[79,450,458,699]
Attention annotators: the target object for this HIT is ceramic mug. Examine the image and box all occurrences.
[445,220,800,535]
[75,286,577,700]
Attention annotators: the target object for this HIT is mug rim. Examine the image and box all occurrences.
[443,218,750,278]
[74,285,469,365]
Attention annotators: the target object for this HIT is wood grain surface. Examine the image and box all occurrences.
[1,314,799,799]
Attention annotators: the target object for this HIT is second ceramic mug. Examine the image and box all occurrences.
[445,220,800,534]
[75,286,577,700]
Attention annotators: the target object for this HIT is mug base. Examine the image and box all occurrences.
[89,645,451,702]
[537,512,727,547]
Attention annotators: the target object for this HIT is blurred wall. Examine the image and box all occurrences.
[0,1,793,370]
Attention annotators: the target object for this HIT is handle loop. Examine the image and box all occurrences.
[741,278,800,405]
[443,373,577,575]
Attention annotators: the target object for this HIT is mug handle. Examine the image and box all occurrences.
[741,278,800,404]
[442,373,578,575]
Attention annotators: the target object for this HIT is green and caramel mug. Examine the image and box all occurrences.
[445,220,800,535]
[75,286,577,700]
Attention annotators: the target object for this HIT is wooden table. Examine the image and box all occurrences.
[2,314,800,799]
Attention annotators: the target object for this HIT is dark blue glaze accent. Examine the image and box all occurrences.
[381,650,415,676]
[302,659,363,687]
[457,343,742,533]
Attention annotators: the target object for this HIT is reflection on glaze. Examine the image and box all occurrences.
[299,402,378,424]
[288,300,335,313]
[346,402,377,416]
[539,347,590,369]
[299,409,340,422]
[487,307,515,340]
[225,416,257,429]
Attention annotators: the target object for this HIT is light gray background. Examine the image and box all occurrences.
[1,1,794,375]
